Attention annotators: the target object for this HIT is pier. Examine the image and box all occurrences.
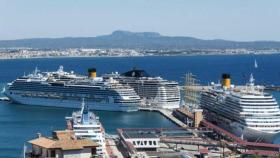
[175,108,280,157]
[139,107,188,128]
[139,106,280,157]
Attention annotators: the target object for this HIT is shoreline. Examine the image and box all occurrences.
[1,52,280,60]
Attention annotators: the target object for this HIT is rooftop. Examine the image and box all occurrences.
[28,130,99,150]
[123,131,158,139]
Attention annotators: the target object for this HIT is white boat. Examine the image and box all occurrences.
[4,66,141,112]
[66,100,107,157]
[254,59,258,68]
[201,74,280,142]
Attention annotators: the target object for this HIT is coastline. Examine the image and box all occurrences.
[1,51,280,60]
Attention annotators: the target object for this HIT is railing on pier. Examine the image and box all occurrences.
[176,108,280,151]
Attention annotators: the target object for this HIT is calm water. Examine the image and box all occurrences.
[1,55,280,158]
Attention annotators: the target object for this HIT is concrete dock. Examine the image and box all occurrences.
[139,107,188,128]
[106,139,124,158]
[175,108,280,157]
[138,107,280,157]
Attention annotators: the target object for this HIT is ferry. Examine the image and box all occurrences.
[66,99,107,157]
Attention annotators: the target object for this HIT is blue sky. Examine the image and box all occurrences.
[0,0,279,41]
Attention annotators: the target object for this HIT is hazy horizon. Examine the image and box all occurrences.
[1,0,280,41]
[1,30,280,43]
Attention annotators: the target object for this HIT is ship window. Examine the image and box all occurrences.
[149,141,152,145]
[144,141,147,145]
[133,141,136,145]
[153,141,156,145]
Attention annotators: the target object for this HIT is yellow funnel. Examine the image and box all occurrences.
[222,74,231,89]
[88,68,97,78]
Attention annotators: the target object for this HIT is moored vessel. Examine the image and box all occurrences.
[66,99,107,157]
[200,74,280,142]
[103,68,180,109]
[4,66,141,112]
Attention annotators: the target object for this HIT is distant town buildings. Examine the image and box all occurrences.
[0,48,279,59]
[0,48,144,59]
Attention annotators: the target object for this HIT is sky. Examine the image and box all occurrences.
[0,0,279,41]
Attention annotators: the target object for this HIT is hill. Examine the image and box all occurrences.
[0,30,280,50]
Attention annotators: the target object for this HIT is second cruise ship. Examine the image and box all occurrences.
[201,74,280,142]
[103,68,180,109]
[3,66,141,112]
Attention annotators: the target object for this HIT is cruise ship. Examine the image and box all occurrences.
[66,100,107,157]
[200,74,280,142]
[3,66,141,112]
[103,68,180,109]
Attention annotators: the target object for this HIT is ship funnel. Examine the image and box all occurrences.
[88,68,97,78]
[221,73,231,89]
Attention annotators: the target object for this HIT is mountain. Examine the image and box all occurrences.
[0,30,280,50]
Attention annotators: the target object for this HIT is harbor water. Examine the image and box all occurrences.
[1,54,280,157]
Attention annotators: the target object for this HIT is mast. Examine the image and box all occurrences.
[33,67,39,76]
[247,73,256,93]
[58,65,64,73]
[249,73,255,86]
[184,73,200,110]
[1,86,5,94]
[23,143,26,158]
[81,98,89,124]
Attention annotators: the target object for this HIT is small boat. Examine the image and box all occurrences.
[254,59,258,68]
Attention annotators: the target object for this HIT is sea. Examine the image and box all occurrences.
[1,54,280,158]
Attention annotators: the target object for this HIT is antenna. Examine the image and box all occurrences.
[249,73,255,86]
[34,66,38,75]
[58,65,64,73]
[81,98,85,112]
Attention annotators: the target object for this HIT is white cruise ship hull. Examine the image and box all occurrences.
[5,93,138,112]
[229,122,279,143]
[215,120,278,143]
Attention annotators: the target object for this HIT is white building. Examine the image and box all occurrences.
[119,129,160,152]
